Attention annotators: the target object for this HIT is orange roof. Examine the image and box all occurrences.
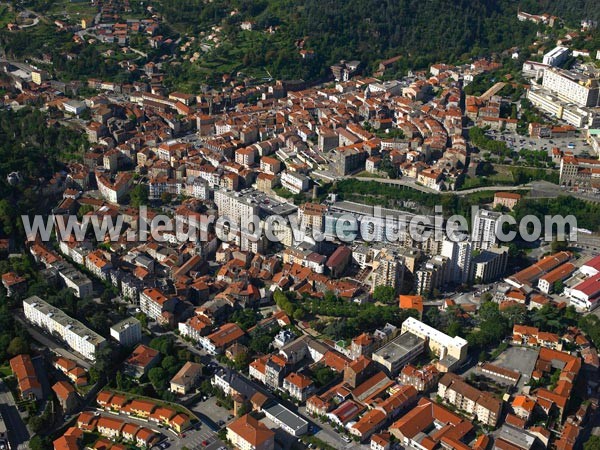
[351,409,386,435]
[227,414,274,447]
[52,380,76,400]
[285,372,313,389]
[126,344,160,368]
[399,295,424,313]
[97,416,124,431]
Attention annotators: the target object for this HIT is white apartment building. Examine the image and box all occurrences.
[140,288,177,321]
[441,239,472,284]
[281,171,310,194]
[472,209,502,250]
[401,317,468,366]
[110,317,142,347]
[23,296,107,361]
[542,46,570,67]
[214,188,260,225]
[542,67,600,107]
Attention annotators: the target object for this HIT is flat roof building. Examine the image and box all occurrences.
[372,332,425,376]
[23,296,106,361]
[401,317,468,371]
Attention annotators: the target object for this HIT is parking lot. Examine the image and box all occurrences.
[484,128,593,157]
[190,396,233,431]
[488,346,540,391]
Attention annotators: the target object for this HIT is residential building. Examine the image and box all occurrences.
[53,381,79,413]
[140,288,177,321]
[472,209,502,250]
[110,317,142,347]
[472,246,509,283]
[283,372,315,402]
[493,192,521,210]
[198,323,245,354]
[400,317,468,371]
[399,364,439,391]
[372,332,425,376]
[441,239,472,284]
[437,372,502,426]
[227,414,275,450]
[10,354,43,400]
[123,344,161,378]
[169,362,203,395]
[23,296,106,361]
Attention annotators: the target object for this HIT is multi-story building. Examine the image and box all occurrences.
[23,296,107,361]
[415,255,448,295]
[260,156,281,175]
[370,249,404,293]
[52,261,93,298]
[226,414,275,450]
[372,332,425,376]
[472,246,509,283]
[472,209,502,250]
[110,317,142,347]
[198,323,245,355]
[283,372,315,402]
[10,354,43,400]
[400,317,468,371]
[542,67,599,107]
[139,288,177,321]
[169,362,203,395]
[542,46,571,67]
[281,171,310,194]
[537,262,576,294]
[441,239,472,284]
[437,373,502,427]
[399,364,439,392]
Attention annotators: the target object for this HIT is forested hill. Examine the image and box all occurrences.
[156,0,600,81]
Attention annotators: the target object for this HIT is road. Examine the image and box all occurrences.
[0,380,30,450]
[14,313,92,369]
[353,175,534,195]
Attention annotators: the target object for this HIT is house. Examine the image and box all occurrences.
[97,417,124,439]
[349,409,387,442]
[169,413,191,433]
[124,399,157,419]
[371,432,392,450]
[53,426,84,450]
[123,344,161,378]
[1,272,27,297]
[52,381,79,414]
[170,362,203,395]
[283,372,315,402]
[198,323,245,354]
[389,398,473,448]
[10,354,43,400]
[227,413,275,450]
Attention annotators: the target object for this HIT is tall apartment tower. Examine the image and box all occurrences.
[441,240,473,285]
[471,209,502,251]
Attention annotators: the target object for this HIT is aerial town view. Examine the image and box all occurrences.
[1,0,600,449]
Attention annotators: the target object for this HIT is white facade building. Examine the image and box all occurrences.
[23,296,106,361]
[110,317,142,347]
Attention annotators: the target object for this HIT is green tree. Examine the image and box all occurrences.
[7,336,30,356]
[129,184,149,208]
[148,367,169,392]
[372,285,396,304]
[584,436,600,450]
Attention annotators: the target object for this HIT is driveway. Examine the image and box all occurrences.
[0,379,30,450]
